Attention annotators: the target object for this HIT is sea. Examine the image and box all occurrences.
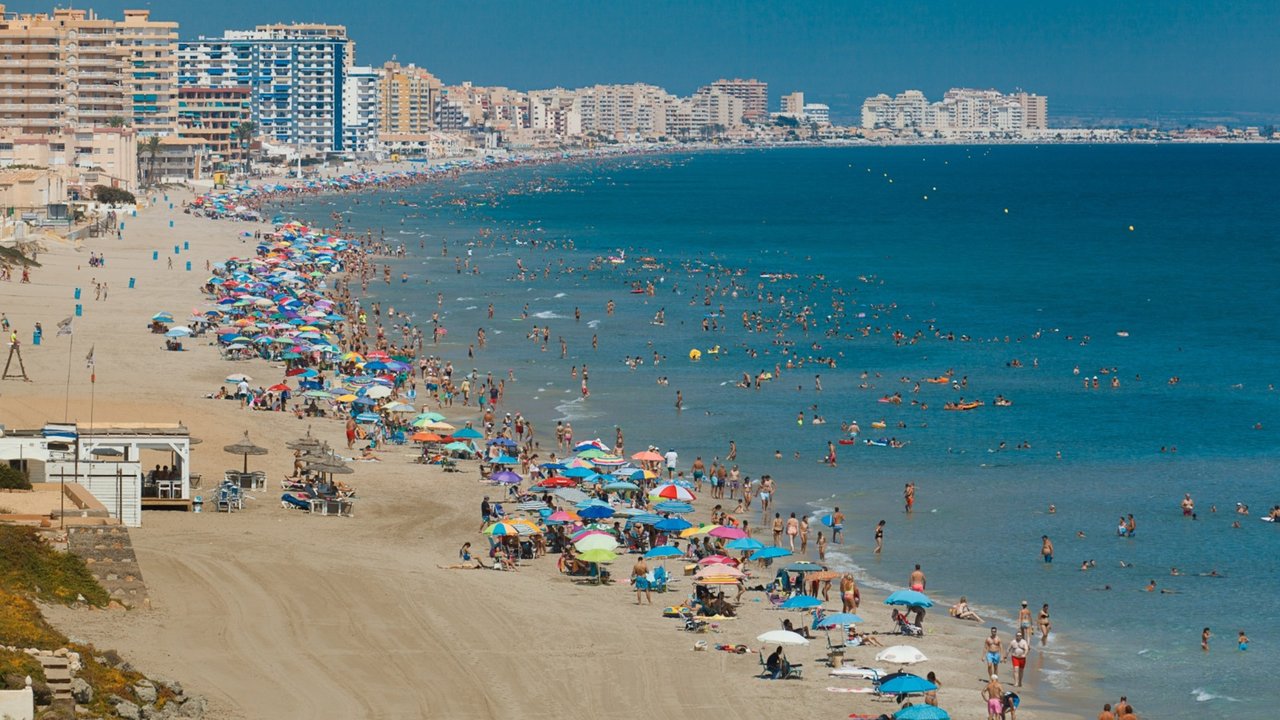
[300,144,1280,717]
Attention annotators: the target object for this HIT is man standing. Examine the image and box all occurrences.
[904,482,915,513]
[479,496,492,531]
[984,627,1003,677]
[664,447,678,479]
[909,564,927,591]
[1006,629,1030,686]
[831,507,844,543]
[1041,535,1054,564]
[632,556,651,605]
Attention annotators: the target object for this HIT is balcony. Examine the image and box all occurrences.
[0,59,61,68]
[0,103,63,112]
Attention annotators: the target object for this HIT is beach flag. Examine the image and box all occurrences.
[56,316,73,336]
[85,345,95,383]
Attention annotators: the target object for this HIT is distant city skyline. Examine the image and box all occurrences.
[11,0,1280,122]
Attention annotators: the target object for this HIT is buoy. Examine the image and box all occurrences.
[1004,208,1009,214]
[923,195,928,200]
[1128,225,1135,231]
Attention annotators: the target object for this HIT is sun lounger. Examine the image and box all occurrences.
[281,493,310,511]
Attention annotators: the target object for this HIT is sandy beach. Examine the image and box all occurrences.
[2,174,1084,720]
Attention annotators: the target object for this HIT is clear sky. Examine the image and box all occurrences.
[44,0,1280,120]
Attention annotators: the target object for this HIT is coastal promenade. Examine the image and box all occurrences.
[4,168,1081,720]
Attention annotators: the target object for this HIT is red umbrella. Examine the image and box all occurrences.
[539,476,577,488]
[268,383,290,392]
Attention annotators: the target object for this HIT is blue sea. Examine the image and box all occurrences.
[304,145,1280,717]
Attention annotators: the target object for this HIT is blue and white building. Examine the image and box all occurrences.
[178,23,355,153]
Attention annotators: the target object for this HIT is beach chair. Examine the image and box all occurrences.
[892,610,924,637]
[758,651,803,680]
[389,429,407,445]
[281,493,310,511]
[679,608,709,633]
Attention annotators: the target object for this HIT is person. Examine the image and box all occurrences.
[1006,629,1030,686]
[923,671,941,706]
[1238,629,1249,651]
[632,556,651,605]
[981,674,1004,720]
[479,496,492,531]
[1038,604,1052,644]
[785,512,799,551]
[1202,627,1211,651]
[832,507,845,543]
[909,564,926,591]
[950,596,983,622]
[984,627,1003,677]
[904,482,915,513]
[440,542,486,569]
[874,519,884,553]
[840,574,859,612]
[1097,703,1115,720]
[781,618,811,639]
[1117,704,1137,720]
[1181,493,1195,516]
[1041,535,1054,563]
[766,646,786,678]
[1018,601,1032,636]
[816,531,827,560]
[771,513,783,547]
[664,447,678,479]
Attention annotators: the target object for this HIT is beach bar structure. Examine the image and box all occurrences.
[0,422,195,526]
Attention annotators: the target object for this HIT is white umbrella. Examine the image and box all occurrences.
[225,373,252,383]
[875,645,928,665]
[756,630,810,646]
[364,385,392,399]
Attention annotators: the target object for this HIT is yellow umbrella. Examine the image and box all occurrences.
[335,394,358,402]
[680,523,717,538]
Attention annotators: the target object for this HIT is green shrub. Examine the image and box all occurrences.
[0,464,30,490]
[0,526,109,606]
[91,185,136,205]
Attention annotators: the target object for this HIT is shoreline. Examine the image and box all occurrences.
[5,153,1106,720]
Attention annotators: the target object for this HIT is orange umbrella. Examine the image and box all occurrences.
[631,450,664,462]
[412,432,444,442]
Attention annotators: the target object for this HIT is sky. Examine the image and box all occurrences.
[37,0,1280,121]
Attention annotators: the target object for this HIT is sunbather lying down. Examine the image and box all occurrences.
[358,446,382,461]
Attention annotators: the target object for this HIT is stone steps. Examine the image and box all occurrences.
[37,655,72,701]
[66,526,149,608]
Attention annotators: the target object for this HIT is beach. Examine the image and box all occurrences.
[0,165,1078,720]
[7,144,1277,720]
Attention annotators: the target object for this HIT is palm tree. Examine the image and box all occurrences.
[141,135,161,187]
[234,121,256,174]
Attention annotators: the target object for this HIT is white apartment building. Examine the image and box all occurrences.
[178,23,355,152]
[342,65,379,153]
[862,88,1047,135]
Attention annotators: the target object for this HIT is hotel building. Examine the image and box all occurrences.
[378,61,442,135]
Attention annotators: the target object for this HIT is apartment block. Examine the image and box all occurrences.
[0,126,137,193]
[179,23,355,152]
[176,86,250,165]
[342,65,378,152]
[705,78,768,123]
[378,61,442,135]
[862,88,1047,135]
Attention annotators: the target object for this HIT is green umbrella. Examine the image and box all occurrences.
[577,549,618,563]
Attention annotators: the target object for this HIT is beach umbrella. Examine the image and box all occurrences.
[491,454,519,465]
[784,561,825,573]
[152,312,174,322]
[756,630,810,646]
[412,432,444,443]
[679,523,717,538]
[225,373,253,383]
[573,439,608,452]
[893,705,950,720]
[654,501,694,513]
[877,672,938,695]
[652,483,696,501]
[654,517,692,532]
[561,466,594,478]
[631,450,664,462]
[483,521,526,536]
[443,441,473,453]
[627,513,664,525]
[223,431,268,472]
[709,525,748,540]
[725,538,765,551]
[696,564,745,579]
[577,549,618,564]
[355,412,381,424]
[551,488,590,503]
[422,421,456,433]
[548,510,580,523]
[490,470,522,485]
[414,411,447,423]
[537,476,577,488]
[591,454,626,466]
[578,505,615,520]
[452,427,483,440]
[750,547,793,561]
[875,645,928,665]
[644,546,685,559]
[165,327,192,337]
[516,500,548,512]
[603,480,640,492]
[815,612,864,628]
[885,590,934,608]
[574,535,619,553]
[780,594,823,610]
[697,555,738,566]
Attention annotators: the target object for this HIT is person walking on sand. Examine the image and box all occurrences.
[1041,535,1054,564]
[771,513,783,546]
[982,673,1004,720]
[1006,629,1030,686]
[984,628,1003,677]
[785,512,799,551]
[632,556,651,605]
[799,516,810,554]
[816,531,827,560]
[345,417,357,449]
[840,574,859,612]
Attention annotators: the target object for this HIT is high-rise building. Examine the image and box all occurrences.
[176,86,250,165]
[0,6,183,135]
[342,65,379,153]
[1013,92,1048,129]
[378,61,442,135]
[781,91,805,116]
[802,103,830,126]
[179,23,355,152]
[706,78,768,123]
[119,10,179,136]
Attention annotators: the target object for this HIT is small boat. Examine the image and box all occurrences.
[943,401,984,411]
[924,376,950,384]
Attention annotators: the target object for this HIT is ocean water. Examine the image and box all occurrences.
[303,145,1280,717]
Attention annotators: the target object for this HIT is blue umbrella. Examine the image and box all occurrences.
[894,704,950,720]
[725,537,765,551]
[750,547,793,561]
[814,612,864,628]
[885,590,934,608]
[578,505,615,520]
[879,672,939,695]
[779,594,823,609]
[654,517,692,532]
[628,513,664,525]
[575,498,611,509]
[355,412,381,423]
[487,438,518,447]
[492,455,519,465]
[562,467,594,478]
[654,501,693,513]
[644,546,685,559]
